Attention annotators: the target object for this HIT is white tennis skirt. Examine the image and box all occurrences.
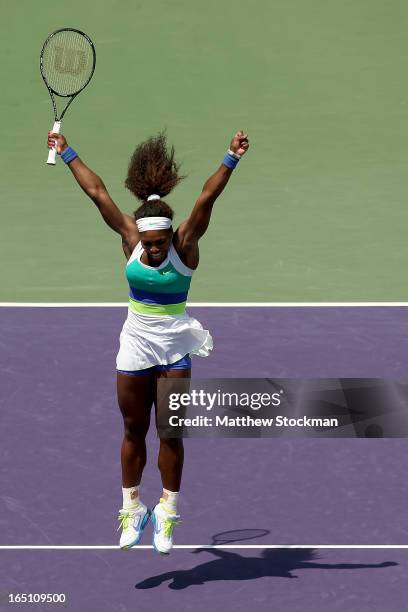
[116,308,213,371]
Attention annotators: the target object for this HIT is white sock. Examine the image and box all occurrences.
[161,488,179,514]
[122,485,141,510]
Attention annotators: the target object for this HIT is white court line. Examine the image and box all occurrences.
[0,545,408,550]
[1,303,408,308]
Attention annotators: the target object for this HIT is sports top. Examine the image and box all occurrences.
[126,242,193,316]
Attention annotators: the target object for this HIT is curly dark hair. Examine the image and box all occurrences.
[133,199,174,222]
[125,132,185,222]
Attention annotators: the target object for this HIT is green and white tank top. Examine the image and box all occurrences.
[125,242,194,316]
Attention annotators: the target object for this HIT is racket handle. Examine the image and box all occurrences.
[46,120,61,166]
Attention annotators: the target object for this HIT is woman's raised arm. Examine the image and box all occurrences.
[47,132,137,240]
[177,131,249,246]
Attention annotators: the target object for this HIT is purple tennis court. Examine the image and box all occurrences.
[1,306,407,611]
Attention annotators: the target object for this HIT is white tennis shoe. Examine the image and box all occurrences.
[117,503,151,550]
[151,499,181,555]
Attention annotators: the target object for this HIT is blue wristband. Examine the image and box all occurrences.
[222,152,240,170]
[61,147,78,164]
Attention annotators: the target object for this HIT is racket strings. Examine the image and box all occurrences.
[42,30,94,96]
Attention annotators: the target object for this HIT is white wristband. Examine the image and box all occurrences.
[228,149,241,160]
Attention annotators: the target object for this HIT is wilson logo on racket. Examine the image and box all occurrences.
[54,46,87,76]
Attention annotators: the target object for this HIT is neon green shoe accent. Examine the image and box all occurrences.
[117,512,135,532]
[163,516,180,539]
[158,498,181,538]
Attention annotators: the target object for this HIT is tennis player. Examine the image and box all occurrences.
[47,129,249,553]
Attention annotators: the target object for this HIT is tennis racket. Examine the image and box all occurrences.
[40,28,96,165]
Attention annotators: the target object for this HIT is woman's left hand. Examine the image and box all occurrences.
[229,130,250,157]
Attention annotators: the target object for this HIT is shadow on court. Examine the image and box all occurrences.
[135,548,397,590]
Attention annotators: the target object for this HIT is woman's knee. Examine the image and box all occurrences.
[123,416,150,441]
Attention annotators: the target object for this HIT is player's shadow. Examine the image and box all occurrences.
[135,547,397,590]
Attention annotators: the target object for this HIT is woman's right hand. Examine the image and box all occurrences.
[229,130,249,157]
[47,132,68,155]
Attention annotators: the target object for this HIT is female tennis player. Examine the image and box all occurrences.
[47,129,249,554]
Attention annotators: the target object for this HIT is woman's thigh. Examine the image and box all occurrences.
[117,372,156,435]
[154,368,191,435]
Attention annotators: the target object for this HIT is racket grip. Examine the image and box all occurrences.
[46,120,61,166]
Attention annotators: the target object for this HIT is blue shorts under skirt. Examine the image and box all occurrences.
[117,354,191,376]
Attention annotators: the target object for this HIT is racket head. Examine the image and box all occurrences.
[211,529,270,545]
[40,28,96,98]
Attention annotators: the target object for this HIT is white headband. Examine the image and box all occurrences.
[136,217,172,232]
[147,194,161,201]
